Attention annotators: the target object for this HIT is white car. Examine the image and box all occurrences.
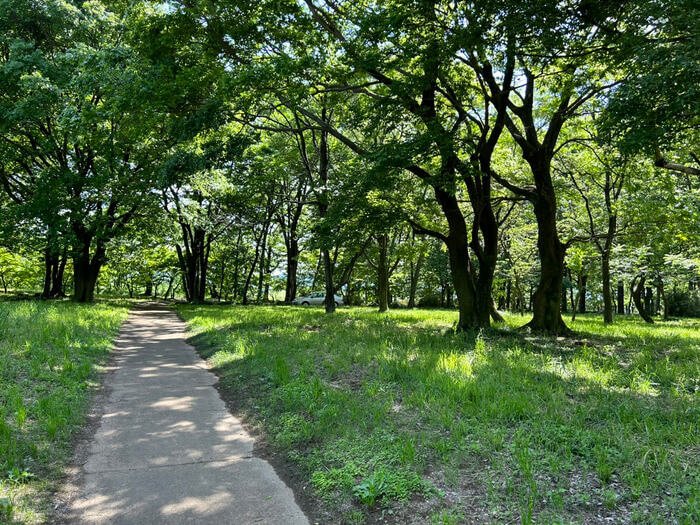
[292,291,343,306]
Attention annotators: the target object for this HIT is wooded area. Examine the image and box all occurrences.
[1,0,699,332]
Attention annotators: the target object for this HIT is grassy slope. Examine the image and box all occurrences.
[0,300,128,524]
[179,305,699,525]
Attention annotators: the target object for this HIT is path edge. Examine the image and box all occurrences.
[49,307,135,524]
[173,305,332,525]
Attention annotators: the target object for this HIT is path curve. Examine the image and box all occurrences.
[66,303,309,525]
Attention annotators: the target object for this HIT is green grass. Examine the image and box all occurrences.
[178,305,700,525]
[0,300,128,524]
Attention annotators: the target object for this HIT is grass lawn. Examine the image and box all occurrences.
[178,305,699,525]
[0,299,128,524]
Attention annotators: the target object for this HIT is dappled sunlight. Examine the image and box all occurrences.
[179,304,700,523]
[65,304,305,524]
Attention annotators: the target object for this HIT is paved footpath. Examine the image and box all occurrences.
[67,304,309,525]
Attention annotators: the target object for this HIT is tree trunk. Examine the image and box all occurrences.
[175,244,192,302]
[264,244,273,302]
[407,253,424,309]
[617,281,625,314]
[51,250,67,297]
[256,222,269,302]
[524,182,569,333]
[601,252,613,323]
[472,197,500,327]
[561,283,568,313]
[506,279,512,311]
[491,301,505,323]
[164,276,175,299]
[659,279,668,320]
[42,246,55,298]
[145,280,153,297]
[445,234,476,330]
[631,274,654,323]
[242,239,261,306]
[73,247,103,303]
[377,234,389,313]
[644,286,654,315]
[578,274,587,314]
[322,248,336,313]
[285,238,299,303]
[655,281,661,316]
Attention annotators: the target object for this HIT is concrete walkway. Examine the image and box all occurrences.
[66,304,308,525]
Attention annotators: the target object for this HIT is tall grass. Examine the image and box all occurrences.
[179,306,700,525]
[0,300,127,524]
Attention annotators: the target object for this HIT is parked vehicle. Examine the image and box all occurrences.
[292,292,343,306]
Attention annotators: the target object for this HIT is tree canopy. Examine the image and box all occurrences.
[0,0,698,331]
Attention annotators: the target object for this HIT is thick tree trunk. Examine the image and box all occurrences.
[472,196,499,327]
[631,274,654,323]
[525,185,568,333]
[73,250,103,303]
[377,234,389,313]
[445,235,476,330]
[145,280,153,297]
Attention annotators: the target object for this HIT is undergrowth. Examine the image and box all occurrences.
[178,305,699,525]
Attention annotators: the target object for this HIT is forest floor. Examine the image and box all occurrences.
[178,305,700,525]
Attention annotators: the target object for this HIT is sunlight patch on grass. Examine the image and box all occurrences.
[179,306,699,524]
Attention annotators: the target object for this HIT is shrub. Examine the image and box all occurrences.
[667,289,700,317]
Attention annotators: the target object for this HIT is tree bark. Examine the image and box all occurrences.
[617,281,625,314]
[73,242,104,303]
[631,274,654,323]
[42,246,55,298]
[644,286,654,315]
[602,252,613,323]
[285,238,299,303]
[322,248,336,313]
[52,250,67,297]
[525,182,569,333]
